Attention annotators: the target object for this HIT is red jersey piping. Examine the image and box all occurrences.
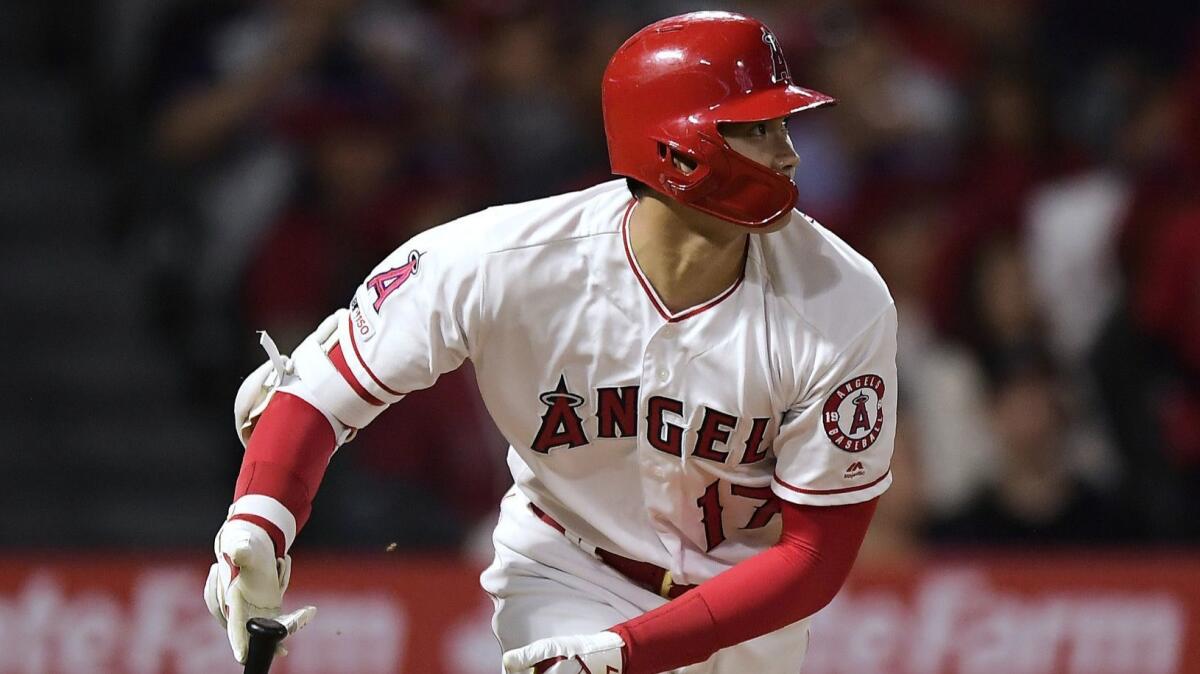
[329,343,385,406]
[773,470,891,495]
[621,201,747,323]
[345,313,404,397]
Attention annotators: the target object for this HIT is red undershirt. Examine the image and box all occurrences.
[231,392,337,557]
[611,497,877,673]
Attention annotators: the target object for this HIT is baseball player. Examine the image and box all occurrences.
[205,11,896,674]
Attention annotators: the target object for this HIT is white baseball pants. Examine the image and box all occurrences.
[481,488,811,674]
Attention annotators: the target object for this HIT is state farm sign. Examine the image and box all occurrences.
[0,556,494,674]
[0,553,1196,674]
[0,569,409,673]
[808,568,1188,674]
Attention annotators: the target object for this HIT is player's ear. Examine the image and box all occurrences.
[672,152,697,174]
[658,142,698,175]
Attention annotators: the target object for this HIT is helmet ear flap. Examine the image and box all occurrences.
[656,137,720,199]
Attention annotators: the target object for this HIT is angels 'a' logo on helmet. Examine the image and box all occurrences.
[822,374,886,453]
[761,28,790,84]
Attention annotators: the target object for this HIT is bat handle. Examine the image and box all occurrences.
[244,617,288,674]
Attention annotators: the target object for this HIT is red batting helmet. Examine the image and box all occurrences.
[602,11,834,227]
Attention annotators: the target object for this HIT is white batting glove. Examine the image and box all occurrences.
[502,631,625,674]
[203,519,304,663]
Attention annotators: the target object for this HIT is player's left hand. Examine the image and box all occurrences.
[203,519,299,663]
[502,631,625,673]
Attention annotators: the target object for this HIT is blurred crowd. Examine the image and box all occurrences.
[82,0,1200,552]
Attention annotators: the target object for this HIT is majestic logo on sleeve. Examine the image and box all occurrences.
[822,375,886,453]
[531,375,588,453]
[366,250,422,311]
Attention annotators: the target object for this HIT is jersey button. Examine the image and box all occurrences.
[657,368,669,382]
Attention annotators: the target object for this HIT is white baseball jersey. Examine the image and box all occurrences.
[293,178,896,585]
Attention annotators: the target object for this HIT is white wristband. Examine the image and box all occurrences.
[229,494,298,554]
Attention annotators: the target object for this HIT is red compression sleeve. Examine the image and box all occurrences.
[611,497,878,674]
[232,392,337,556]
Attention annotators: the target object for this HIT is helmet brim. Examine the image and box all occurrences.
[711,85,836,124]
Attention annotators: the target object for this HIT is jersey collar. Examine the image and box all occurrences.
[620,200,749,323]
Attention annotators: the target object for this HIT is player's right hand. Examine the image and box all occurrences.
[502,631,625,674]
[203,519,297,663]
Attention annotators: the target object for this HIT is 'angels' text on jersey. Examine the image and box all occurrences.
[530,376,773,465]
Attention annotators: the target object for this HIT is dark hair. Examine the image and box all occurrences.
[626,178,652,199]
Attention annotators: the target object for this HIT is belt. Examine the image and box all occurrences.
[529,503,696,600]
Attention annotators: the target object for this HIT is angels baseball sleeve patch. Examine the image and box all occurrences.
[770,305,897,506]
[821,374,886,453]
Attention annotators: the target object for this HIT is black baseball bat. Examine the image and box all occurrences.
[243,617,288,674]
